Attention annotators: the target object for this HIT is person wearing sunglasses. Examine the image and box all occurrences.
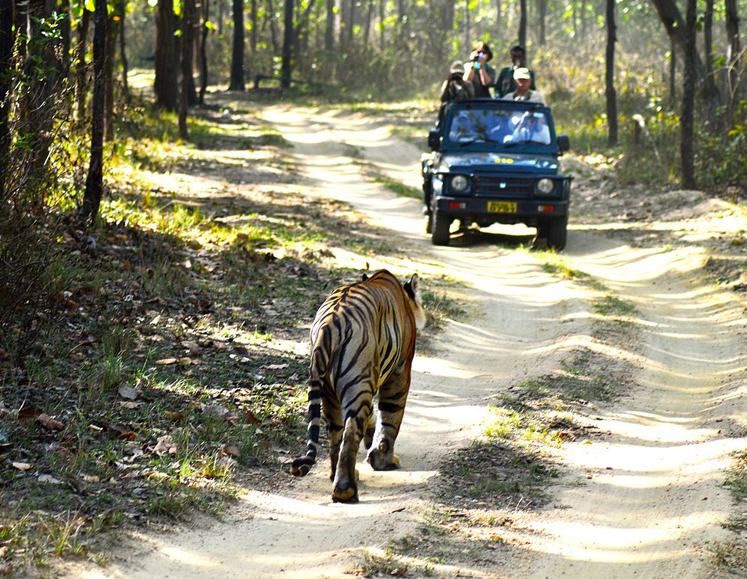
[464,41,496,98]
[495,45,537,98]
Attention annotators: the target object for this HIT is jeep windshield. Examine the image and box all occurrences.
[445,104,554,151]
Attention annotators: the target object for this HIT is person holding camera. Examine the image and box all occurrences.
[465,41,496,98]
[437,61,475,127]
[495,45,536,98]
[440,61,475,103]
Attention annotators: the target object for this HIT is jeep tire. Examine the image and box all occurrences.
[541,216,568,251]
[431,212,451,246]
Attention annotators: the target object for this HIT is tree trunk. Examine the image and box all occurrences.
[183,0,199,105]
[325,0,335,50]
[119,0,130,104]
[378,0,384,48]
[180,0,196,139]
[104,17,116,141]
[80,0,108,225]
[75,9,91,122]
[464,0,470,50]
[229,0,245,90]
[363,0,373,48]
[0,0,12,200]
[60,0,71,80]
[155,0,179,109]
[581,0,586,43]
[280,0,293,89]
[669,36,676,105]
[702,0,719,130]
[649,0,705,83]
[199,0,210,104]
[725,0,740,127]
[681,0,697,188]
[250,0,258,53]
[538,0,547,45]
[605,0,618,146]
[23,0,59,185]
[266,0,279,53]
[494,0,500,29]
[518,0,527,47]
[397,0,407,48]
[350,0,357,48]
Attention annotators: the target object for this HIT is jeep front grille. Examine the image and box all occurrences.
[472,176,533,198]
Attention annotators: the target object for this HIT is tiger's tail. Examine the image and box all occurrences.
[291,345,328,477]
[291,377,322,476]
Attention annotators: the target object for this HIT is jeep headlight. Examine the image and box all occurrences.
[535,178,555,195]
[451,175,469,193]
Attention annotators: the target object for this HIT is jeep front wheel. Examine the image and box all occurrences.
[541,216,568,251]
[431,212,451,246]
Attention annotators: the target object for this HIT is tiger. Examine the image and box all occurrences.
[291,269,426,503]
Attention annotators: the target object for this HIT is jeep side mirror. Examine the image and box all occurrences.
[557,134,570,153]
[428,130,441,151]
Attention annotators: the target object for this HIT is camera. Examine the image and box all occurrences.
[451,72,463,81]
[471,55,479,62]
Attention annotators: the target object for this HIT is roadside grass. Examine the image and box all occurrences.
[711,451,747,573]
[538,250,638,321]
[424,249,641,568]
[0,97,460,577]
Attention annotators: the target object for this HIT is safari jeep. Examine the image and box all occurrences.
[422,99,572,249]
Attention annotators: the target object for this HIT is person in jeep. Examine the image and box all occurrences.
[495,45,537,98]
[502,67,546,104]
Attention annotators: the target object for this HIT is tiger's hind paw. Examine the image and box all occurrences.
[291,456,315,477]
[332,481,359,503]
[367,449,401,471]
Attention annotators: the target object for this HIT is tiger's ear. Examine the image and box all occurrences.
[404,274,420,302]
[361,273,369,281]
[404,274,426,330]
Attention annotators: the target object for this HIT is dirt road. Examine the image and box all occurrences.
[76,106,747,579]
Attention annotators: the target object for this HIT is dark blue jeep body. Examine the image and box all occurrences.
[422,99,572,249]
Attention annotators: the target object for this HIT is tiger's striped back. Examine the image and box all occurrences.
[291,270,425,503]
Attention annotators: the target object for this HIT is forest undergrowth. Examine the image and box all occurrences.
[1,79,746,577]
[0,94,465,577]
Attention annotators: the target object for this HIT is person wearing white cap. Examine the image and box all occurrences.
[502,67,546,105]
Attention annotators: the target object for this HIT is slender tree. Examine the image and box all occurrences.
[119,0,130,103]
[280,0,293,88]
[538,0,547,46]
[0,0,12,200]
[724,0,740,127]
[680,0,697,188]
[250,0,258,53]
[604,0,617,146]
[155,0,179,109]
[184,0,199,105]
[669,36,676,105]
[229,0,245,90]
[59,0,71,79]
[702,0,719,129]
[325,0,335,50]
[464,0,470,48]
[104,16,117,141]
[180,0,196,138]
[79,0,108,225]
[75,8,91,122]
[518,0,526,47]
[199,0,210,104]
[650,0,704,82]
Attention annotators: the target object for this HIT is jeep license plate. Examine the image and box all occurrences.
[487,201,517,213]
